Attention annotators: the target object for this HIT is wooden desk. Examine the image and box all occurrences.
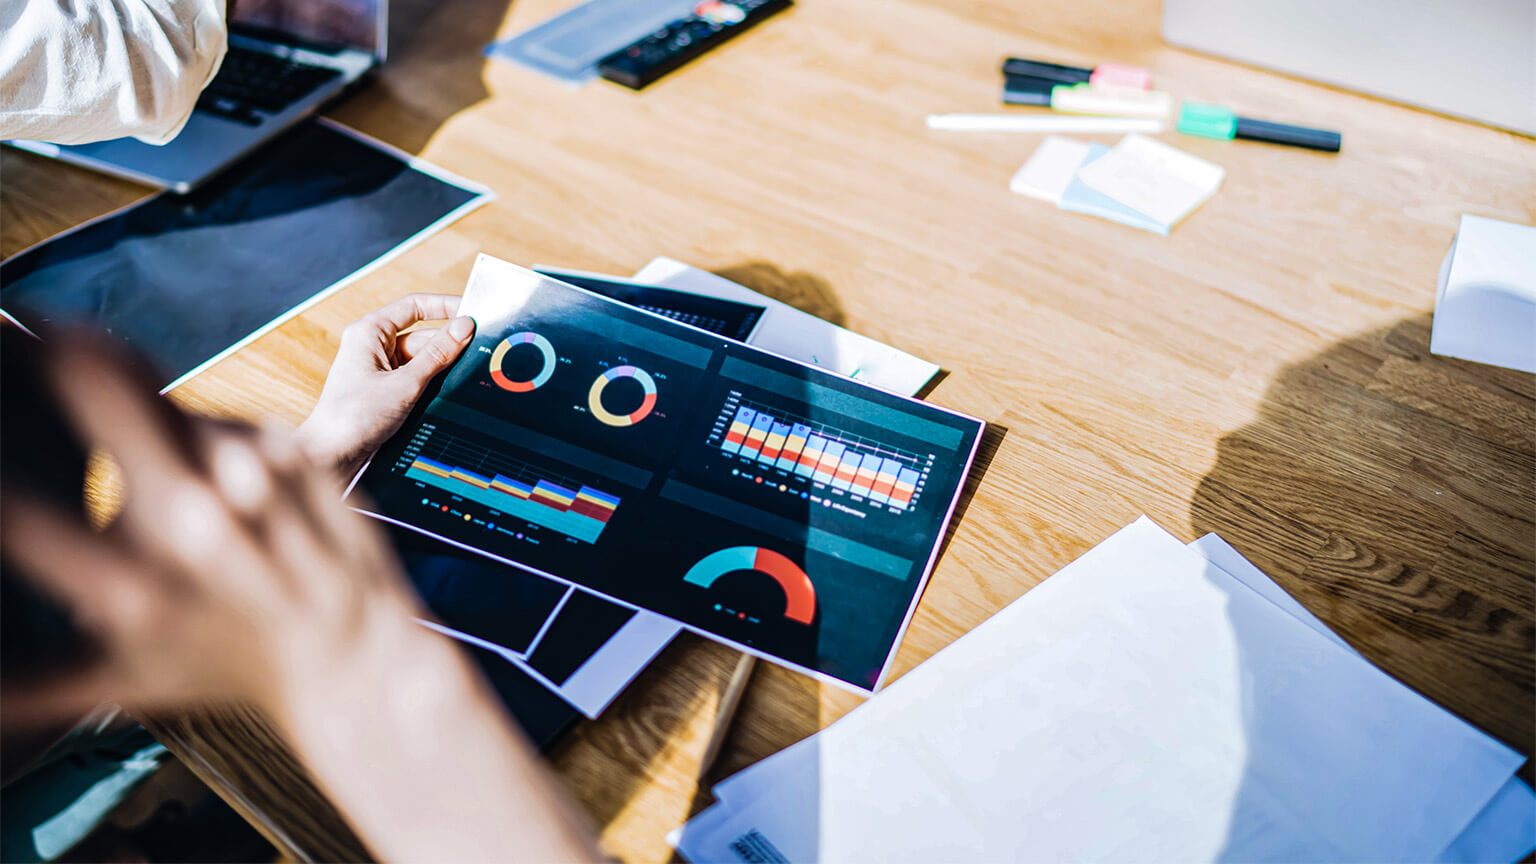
[4,0,1533,859]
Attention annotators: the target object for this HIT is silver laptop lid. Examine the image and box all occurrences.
[231,0,389,61]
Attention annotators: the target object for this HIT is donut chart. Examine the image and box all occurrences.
[587,365,657,427]
[683,546,816,625]
[489,332,556,393]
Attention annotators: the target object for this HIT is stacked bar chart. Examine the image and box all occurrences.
[401,431,620,544]
[715,400,929,512]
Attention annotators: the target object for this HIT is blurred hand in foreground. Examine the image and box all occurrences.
[0,333,599,862]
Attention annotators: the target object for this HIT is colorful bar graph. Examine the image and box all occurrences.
[405,456,618,544]
[714,400,931,513]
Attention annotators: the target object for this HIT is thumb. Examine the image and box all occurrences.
[401,316,474,390]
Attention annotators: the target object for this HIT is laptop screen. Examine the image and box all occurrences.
[231,0,386,57]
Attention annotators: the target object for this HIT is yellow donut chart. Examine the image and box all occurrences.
[587,365,657,427]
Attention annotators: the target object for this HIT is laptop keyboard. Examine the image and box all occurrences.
[196,46,342,126]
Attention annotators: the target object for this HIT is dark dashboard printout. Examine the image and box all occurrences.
[351,256,983,692]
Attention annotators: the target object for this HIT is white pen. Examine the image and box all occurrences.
[925,114,1166,134]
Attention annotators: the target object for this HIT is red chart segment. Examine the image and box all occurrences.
[683,546,817,625]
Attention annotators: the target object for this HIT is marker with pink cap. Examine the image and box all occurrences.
[1001,57,1154,106]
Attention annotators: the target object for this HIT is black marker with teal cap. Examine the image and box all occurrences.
[1177,101,1342,153]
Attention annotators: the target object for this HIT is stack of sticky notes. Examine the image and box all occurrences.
[674,517,1536,864]
[1011,134,1224,233]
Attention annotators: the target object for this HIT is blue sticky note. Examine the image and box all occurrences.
[1057,144,1168,235]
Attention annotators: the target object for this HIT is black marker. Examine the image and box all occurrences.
[1177,101,1342,153]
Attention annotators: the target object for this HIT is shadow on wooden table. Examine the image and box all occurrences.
[712,263,847,327]
[331,0,518,155]
[1188,315,1535,781]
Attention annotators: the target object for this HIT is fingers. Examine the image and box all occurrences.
[399,316,475,391]
[44,335,200,490]
[208,428,278,518]
[346,294,461,345]
[396,327,440,363]
[0,491,152,634]
[378,294,460,331]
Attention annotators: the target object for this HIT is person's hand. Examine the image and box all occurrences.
[293,295,474,480]
[0,334,440,728]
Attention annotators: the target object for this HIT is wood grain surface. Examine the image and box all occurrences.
[3,0,1533,860]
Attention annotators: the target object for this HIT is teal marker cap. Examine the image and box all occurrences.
[1177,101,1238,140]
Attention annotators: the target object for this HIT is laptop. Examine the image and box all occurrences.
[1162,0,1535,136]
[7,0,388,193]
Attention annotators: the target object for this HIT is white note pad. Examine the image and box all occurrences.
[1074,134,1225,228]
[1009,135,1093,204]
[1429,214,1536,374]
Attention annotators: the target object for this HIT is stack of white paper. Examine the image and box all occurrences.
[674,517,1535,863]
[1011,134,1224,234]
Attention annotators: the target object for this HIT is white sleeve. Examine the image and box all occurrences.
[0,0,228,146]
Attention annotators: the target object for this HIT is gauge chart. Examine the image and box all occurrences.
[400,427,620,544]
[683,546,816,625]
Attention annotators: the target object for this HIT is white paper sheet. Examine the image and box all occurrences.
[1429,214,1536,374]
[632,258,940,397]
[1074,134,1224,229]
[677,517,1526,863]
[1188,535,1535,864]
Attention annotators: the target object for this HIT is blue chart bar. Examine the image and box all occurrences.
[796,435,825,478]
[405,456,614,544]
[723,406,755,454]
